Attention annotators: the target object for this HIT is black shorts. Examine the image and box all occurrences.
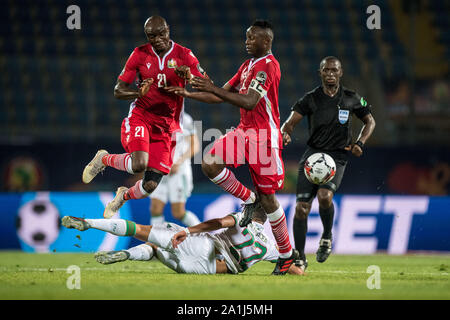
[296,147,347,203]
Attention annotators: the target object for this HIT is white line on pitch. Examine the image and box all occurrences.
[1,267,448,277]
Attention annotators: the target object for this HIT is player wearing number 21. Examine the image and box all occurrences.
[82,16,207,218]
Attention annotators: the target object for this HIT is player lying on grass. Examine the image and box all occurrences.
[61,204,304,275]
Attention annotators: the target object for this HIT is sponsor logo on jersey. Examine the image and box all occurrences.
[167,58,177,68]
[146,62,151,70]
[338,109,350,124]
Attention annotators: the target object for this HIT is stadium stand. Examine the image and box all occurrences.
[0,0,448,145]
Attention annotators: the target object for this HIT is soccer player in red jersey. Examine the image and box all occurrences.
[166,20,298,275]
[82,16,206,218]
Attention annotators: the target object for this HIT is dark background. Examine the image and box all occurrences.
[1,0,449,195]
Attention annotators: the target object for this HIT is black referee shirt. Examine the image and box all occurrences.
[292,85,372,159]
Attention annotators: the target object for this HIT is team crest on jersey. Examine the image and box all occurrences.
[338,109,350,124]
[255,71,267,85]
[167,58,177,68]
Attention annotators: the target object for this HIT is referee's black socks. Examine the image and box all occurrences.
[319,203,335,240]
[293,217,308,259]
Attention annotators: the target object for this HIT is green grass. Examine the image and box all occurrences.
[0,251,449,300]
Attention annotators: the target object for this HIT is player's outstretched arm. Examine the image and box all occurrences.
[165,81,238,104]
[281,111,303,146]
[191,77,260,110]
[165,86,224,103]
[171,215,235,248]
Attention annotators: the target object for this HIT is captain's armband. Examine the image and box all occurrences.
[249,79,267,97]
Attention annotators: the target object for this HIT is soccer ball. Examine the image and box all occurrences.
[304,153,336,185]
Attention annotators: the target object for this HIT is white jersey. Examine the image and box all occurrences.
[212,212,279,274]
[173,112,196,169]
[151,112,196,204]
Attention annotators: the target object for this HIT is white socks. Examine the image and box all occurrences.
[181,210,201,227]
[85,219,136,236]
[151,215,165,225]
[152,211,201,227]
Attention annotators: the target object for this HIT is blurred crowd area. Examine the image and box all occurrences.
[0,0,449,194]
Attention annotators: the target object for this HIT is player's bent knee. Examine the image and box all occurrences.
[201,157,223,179]
[132,160,147,173]
[317,189,333,208]
[295,202,311,220]
[142,170,163,193]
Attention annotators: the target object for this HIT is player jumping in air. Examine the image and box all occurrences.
[81,16,206,218]
[61,204,304,276]
[281,56,376,270]
[166,20,296,275]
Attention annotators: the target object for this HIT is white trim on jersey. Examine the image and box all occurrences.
[125,100,137,134]
[263,95,279,149]
[247,53,272,72]
[151,40,175,71]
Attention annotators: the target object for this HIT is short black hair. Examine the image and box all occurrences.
[252,19,273,31]
[319,56,341,69]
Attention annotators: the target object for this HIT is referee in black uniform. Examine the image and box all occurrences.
[281,56,376,270]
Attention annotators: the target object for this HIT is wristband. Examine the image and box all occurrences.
[355,141,364,149]
[184,227,190,236]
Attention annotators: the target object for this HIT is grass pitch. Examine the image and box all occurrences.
[0,251,448,300]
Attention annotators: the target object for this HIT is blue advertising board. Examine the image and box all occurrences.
[0,192,449,254]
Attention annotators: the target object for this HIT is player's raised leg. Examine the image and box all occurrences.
[82,150,149,184]
[61,215,157,250]
[202,153,256,205]
[103,169,163,218]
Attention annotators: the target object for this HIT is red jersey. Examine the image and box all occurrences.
[226,54,282,149]
[118,41,204,134]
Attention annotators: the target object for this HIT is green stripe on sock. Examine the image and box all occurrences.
[125,220,136,236]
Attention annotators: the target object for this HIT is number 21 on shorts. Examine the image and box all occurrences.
[135,126,145,138]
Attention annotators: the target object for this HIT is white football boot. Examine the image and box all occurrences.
[82,149,109,184]
[95,251,130,265]
[103,186,128,219]
[61,216,91,231]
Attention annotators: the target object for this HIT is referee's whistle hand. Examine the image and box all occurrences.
[283,132,291,146]
[351,145,363,157]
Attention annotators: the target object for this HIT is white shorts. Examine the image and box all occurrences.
[151,164,193,204]
[150,223,217,274]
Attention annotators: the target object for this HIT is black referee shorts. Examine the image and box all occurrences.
[296,148,347,203]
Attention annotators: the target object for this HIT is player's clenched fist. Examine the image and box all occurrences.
[138,78,154,97]
[174,65,192,81]
[282,131,291,146]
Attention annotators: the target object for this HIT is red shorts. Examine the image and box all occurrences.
[120,117,176,174]
[209,127,285,194]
